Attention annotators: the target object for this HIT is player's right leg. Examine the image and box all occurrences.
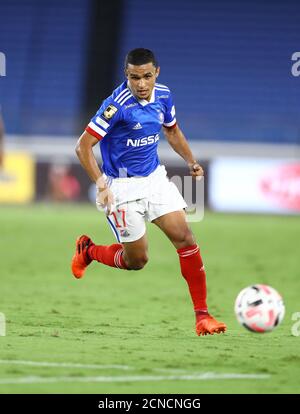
[71,235,94,279]
[71,234,148,278]
[71,201,149,278]
[121,235,148,270]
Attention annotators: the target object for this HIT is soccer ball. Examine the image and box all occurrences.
[234,284,285,333]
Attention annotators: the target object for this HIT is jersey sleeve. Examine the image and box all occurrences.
[163,92,177,128]
[85,98,121,140]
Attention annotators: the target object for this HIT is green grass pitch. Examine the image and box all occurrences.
[0,204,299,394]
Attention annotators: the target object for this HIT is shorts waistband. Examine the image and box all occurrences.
[106,165,165,183]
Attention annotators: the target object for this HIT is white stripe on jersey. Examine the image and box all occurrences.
[155,87,170,92]
[155,83,170,91]
[171,105,176,118]
[114,88,130,103]
[95,116,109,130]
[88,122,107,137]
[116,91,131,104]
[115,89,131,104]
[163,118,176,127]
[119,94,132,106]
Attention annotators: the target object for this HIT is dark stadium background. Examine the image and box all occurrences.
[1,0,299,211]
[0,0,300,396]
[1,0,299,141]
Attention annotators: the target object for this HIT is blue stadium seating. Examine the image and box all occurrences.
[1,0,299,143]
[0,0,90,135]
[116,0,300,143]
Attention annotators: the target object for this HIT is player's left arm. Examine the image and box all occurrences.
[163,124,204,178]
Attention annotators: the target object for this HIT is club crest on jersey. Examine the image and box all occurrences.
[120,229,130,237]
[102,104,118,120]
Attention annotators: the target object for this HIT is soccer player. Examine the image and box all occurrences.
[72,48,226,336]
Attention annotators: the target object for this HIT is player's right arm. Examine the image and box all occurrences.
[75,131,114,214]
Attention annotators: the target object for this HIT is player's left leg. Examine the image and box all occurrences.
[152,210,226,336]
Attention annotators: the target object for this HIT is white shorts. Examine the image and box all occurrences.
[104,165,187,243]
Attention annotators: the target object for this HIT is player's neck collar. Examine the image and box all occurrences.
[127,82,155,106]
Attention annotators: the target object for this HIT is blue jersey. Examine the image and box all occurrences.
[86,81,176,178]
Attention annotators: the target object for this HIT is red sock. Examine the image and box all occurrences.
[88,243,128,269]
[177,244,208,319]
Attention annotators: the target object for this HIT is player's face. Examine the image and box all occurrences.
[126,63,160,101]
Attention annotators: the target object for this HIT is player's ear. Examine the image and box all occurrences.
[155,66,160,77]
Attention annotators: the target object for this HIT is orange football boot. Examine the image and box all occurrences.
[196,314,227,336]
[71,235,94,279]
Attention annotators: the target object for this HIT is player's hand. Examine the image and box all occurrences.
[188,161,204,180]
[96,186,115,215]
[95,177,115,215]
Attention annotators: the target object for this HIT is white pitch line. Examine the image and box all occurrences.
[153,368,190,374]
[0,360,132,371]
[0,373,270,385]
